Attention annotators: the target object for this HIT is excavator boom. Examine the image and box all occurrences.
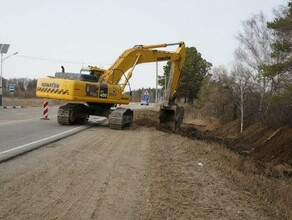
[99,42,184,91]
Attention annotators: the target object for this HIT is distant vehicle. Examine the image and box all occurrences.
[141,99,149,105]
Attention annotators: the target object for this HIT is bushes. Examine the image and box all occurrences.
[267,87,292,127]
[197,76,292,129]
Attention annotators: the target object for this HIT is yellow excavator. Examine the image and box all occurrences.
[36,42,186,130]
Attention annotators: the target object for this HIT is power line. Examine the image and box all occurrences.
[16,54,85,64]
[15,54,112,66]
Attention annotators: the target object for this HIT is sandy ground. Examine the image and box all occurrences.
[0,122,280,219]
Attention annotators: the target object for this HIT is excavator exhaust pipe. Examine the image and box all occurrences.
[159,105,184,131]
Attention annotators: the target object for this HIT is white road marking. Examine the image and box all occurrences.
[0,126,85,155]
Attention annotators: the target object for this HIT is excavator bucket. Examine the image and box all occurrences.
[159,105,184,131]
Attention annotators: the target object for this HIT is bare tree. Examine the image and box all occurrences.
[235,12,274,112]
[231,62,253,133]
[220,62,253,133]
[197,65,233,118]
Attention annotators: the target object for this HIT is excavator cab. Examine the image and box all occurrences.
[80,66,106,81]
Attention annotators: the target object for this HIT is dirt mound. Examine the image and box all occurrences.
[134,110,175,133]
[223,123,292,166]
[134,110,223,141]
[250,127,292,164]
[133,109,292,174]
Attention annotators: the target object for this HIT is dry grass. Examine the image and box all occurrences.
[212,145,292,219]
[3,97,66,107]
[136,108,291,219]
[171,105,292,219]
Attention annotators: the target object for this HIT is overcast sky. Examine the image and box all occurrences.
[0,0,287,89]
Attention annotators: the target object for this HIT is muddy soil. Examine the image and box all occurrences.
[0,111,281,219]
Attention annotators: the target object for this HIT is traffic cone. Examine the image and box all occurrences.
[41,101,50,120]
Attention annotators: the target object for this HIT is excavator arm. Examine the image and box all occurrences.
[102,41,186,131]
[99,42,185,100]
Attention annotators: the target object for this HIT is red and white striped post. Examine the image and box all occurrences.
[41,101,49,120]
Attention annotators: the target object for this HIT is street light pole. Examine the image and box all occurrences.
[0,53,3,107]
[0,52,18,107]
[155,61,158,104]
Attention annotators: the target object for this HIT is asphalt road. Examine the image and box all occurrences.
[0,103,156,162]
[0,106,104,162]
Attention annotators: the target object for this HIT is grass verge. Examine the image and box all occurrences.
[214,146,291,219]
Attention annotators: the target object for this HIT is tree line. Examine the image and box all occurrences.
[159,1,291,130]
[2,77,37,98]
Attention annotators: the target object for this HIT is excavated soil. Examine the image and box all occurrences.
[134,109,292,174]
[0,109,288,219]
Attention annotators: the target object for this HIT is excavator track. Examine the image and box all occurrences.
[57,103,89,125]
[109,108,133,130]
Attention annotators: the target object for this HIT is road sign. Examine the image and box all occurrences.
[143,90,150,101]
[143,94,149,101]
[8,84,15,94]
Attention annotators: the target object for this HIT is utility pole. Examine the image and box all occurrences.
[155,61,158,104]
[0,53,2,107]
[0,43,18,107]
[0,44,10,107]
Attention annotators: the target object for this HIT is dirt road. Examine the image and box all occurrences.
[0,121,280,219]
